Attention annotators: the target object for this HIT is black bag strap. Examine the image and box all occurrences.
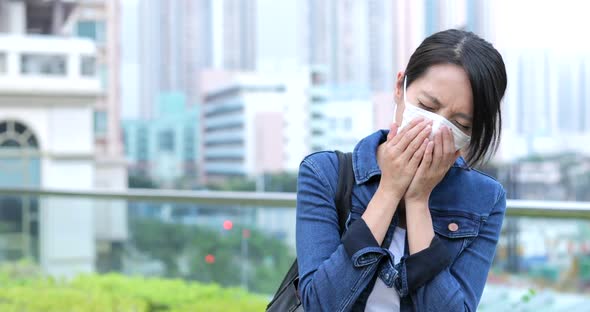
[335,150,354,235]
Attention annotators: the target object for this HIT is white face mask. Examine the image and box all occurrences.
[393,77,471,151]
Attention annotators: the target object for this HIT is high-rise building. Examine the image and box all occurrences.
[217,0,256,71]
[367,0,394,92]
[496,50,590,161]
[304,0,399,92]
[121,0,257,120]
[132,0,212,119]
[305,0,393,92]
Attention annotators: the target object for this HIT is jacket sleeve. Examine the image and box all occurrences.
[402,188,507,311]
[296,156,389,312]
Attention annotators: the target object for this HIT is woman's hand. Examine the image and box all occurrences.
[378,118,433,199]
[405,126,460,204]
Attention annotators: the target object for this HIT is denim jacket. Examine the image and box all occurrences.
[296,130,506,312]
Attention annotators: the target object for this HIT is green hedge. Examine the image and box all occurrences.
[0,262,268,312]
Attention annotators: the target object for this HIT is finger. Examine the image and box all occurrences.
[442,127,456,165]
[422,141,434,169]
[394,120,431,152]
[390,117,425,146]
[400,122,432,161]
[408,138,429,169]
[386,123,398,141]
[432,131,443,168]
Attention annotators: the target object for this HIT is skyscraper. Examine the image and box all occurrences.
[126,0,256,119]
[218,0,256,70]
[304,0,394,92]
[135,0,213,119]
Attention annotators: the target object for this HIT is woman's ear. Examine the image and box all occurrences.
[394,71,405,105]
[393,71,405,125]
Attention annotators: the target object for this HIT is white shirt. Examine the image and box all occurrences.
[365,227,406,312]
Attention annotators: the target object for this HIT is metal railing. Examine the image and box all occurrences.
[0,186,589,220]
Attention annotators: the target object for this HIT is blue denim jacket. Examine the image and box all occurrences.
[296,130,506,311]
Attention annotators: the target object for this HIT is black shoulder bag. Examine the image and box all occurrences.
[266,151,355,312]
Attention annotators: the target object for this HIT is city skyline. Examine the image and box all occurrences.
[115,0,590,186]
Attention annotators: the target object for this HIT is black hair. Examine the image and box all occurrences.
[404,29,507,166]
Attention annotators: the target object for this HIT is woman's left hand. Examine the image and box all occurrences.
[404,126,461,203]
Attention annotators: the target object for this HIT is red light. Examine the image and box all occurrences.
[242,229,251,238]
[205,254,215,264]
[223,220,233,230]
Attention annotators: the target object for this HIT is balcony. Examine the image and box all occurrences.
[0,34,101,97]
[0,186,588,310]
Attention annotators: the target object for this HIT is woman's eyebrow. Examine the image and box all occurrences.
[421,92,442,107]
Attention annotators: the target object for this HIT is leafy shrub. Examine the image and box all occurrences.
[0,262,267,312]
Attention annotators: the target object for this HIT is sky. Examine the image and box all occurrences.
[493,0,590,52]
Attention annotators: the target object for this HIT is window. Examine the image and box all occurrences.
[0,120,39,149]
[184,127,195,160]
[21,54,67,76]
[0,53,6,74]
[94,111,107,138]
[158,130,175,152]
[137,126,148,161]
[80,56,96,77]
[76,21,106,44]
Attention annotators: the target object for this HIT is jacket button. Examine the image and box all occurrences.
[448,223,459,232]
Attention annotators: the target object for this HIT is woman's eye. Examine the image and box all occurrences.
[456,122,472,131]
[418,102,435,111]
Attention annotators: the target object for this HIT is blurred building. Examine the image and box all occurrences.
[201,74,285,183]
[214,0,256,71]
[372,92,396,131]
[201,70,311,183]
[316,86,374,153]
[120,0,256,120]
[67,0,128,188]
[307,65,374,153]
[65,0,129,272]
[0,0,127,276]
[130,0,212,119]
[499,154,590,201]
[497,50,590,161]
[303,0,393,92]
[122,92,199,188]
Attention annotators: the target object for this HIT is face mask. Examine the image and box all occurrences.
[393,77,471,151]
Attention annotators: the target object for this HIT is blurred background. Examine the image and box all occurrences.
[0,0,589,310]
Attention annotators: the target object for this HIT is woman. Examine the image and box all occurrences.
[296,29,507,311]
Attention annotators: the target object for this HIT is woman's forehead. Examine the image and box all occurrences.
[410,64,473,113]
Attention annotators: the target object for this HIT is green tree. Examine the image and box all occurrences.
[128,174,159,189]
[130,219,294,294]
[130,219,188,277]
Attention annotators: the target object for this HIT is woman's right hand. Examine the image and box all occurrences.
[378,118,433,199]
